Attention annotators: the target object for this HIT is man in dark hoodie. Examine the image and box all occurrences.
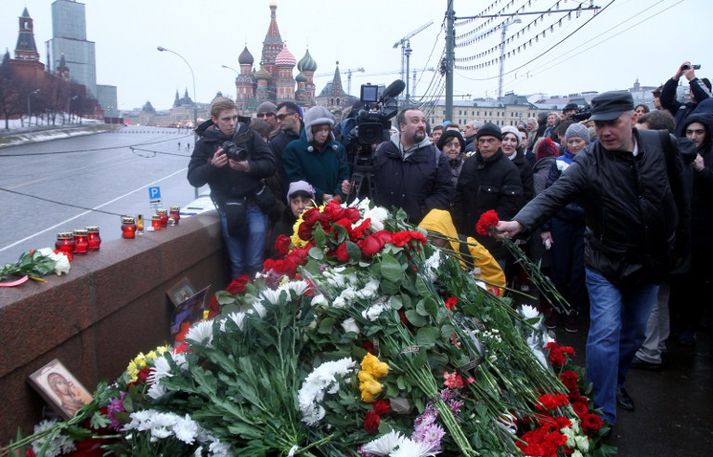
[661,61,711,136]
[187,97,275,278]
[372,107,454,223]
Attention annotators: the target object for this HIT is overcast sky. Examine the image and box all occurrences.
[1,0,709,111]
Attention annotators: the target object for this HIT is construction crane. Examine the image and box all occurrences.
[392,21,433,102]
[314,66,365,95]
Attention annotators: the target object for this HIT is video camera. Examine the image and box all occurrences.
[571,105,592,123]
[354,79,405,146]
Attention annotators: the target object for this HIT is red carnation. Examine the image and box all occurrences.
[444,296,458,311]
[372,399,391,416]
[537,393,569,411]
[274,234,291,257]
[226,274,250,295]
[581,413,604,432]
[572,400,589,418]
[475,209,500,236]
[335,242,350,262]
[363,410,381,434]
[559,370,579,392]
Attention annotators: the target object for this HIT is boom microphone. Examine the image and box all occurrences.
[380,79,406,101]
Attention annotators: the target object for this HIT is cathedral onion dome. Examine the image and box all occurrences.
[255,66,272,80]
[297,49,317,73]
[275,44,296,67]
[295,72,307,83]
[238,46,254,65]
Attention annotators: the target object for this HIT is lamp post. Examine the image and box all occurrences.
[157,45,198,197]
[27,89,40,127]
[67,95,78,125]
[221,64,239,74]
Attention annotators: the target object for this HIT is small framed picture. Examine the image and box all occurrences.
[28,359,93,419]
[166,277,196,307]
[170,285,211,334]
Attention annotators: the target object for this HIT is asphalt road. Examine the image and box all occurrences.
[0,126,208,265]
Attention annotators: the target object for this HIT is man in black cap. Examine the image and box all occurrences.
[453,122,523,267]
[495,91,690,428]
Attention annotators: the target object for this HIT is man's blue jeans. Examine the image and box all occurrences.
[585,268,658,425]
[219,203,267,278]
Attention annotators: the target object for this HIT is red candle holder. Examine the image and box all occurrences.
[73,229,89,254]
[55,232,75,256]
[151,215,162,231]
[170,206,181,226]
[157,209,169,228]
[121,216,137,239]
[86,226,101,251]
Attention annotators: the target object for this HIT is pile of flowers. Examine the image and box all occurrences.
[6,200,613,457]
[0,248,71,286]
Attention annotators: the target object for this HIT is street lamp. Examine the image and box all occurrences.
[157,46,197,130]
[157,45,198,197]
[27,89,40,127]
[221,64,239,74]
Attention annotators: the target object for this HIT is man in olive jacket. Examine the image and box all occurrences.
[496,92,690,427]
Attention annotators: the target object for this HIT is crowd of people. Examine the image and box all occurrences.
[187,60,712,433]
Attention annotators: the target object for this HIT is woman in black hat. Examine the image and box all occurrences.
[437,130,466,185]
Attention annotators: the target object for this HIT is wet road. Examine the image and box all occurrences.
[0,126,208,265]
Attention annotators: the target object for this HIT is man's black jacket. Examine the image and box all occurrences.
[514,129,690,285]
[187,120,275,204]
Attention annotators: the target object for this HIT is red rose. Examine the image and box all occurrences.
[274,234,291,257]
[335,242,350,262]
[475,209,500,236]
[363,410,381,434]
[350,218,372,240]
[226,274,250,295]
[344,207,361,223]
[358,234,384,257]
[444,296,458,311]
[298,221,314,241]
[373,230,393,245]
[334,217,353,232]
[302,208,321,225]
[581,413,604,432]
[372,399,391,416]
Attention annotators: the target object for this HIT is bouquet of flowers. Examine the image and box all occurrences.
[0,248,71,286]
[6,200,613,457]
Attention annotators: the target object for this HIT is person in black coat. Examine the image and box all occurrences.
[373,108,454,224]
[187,97,275,278]
[660,61,711,137]
[453,122,523,263]
[501,125,534,205]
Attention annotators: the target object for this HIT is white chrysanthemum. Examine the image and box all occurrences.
[228,311,247,330]
[575,435,590,452]
[146,356,174,400]
[362,302,388,321]
[519,304,541,321]
[361,431,407,455]
[298,358,356,426]
[260,288,282,306]
[31,419,76,457]
[390,438,437,457]
[208,438,232,456]
[341,318,359,334]
[173,414,199,444]
[186,320,214,347]
[496,412,518,435]
[148,412,178,439]
[252,301,266,317]
[311,294,328,307]
[283,279,309,297]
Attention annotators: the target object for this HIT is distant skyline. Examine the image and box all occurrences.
[1,0,708,111]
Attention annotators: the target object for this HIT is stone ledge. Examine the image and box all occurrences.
[0,211,229,442]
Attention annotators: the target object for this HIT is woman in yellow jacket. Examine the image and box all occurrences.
[419,209,506,295]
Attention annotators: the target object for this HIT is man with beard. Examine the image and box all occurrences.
[373,107,453,223]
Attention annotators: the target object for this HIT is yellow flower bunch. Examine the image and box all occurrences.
[358,353,390,403]
[290,201,325,248]
[126,345,171,383]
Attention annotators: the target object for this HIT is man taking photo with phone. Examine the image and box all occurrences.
[661,61,711,136]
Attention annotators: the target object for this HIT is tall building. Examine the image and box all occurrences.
[49,0,96,97]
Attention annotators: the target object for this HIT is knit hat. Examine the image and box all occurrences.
[476,122,502,140]
[500,125,522,145]
[535,137,559,161]
[564,122,590,143]
[286,180,316,205]
[303,106,335,143]
[256,101,277,115]
[437,129,465,151]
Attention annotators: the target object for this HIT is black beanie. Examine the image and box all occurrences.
[476,122,502,140]
[437,130,465,151]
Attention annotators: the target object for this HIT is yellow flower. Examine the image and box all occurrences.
[358,371,383,403]
[360,353,389,379]
[291,212,307,248]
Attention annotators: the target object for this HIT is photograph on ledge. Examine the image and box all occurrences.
[170,285,210,334]
[28,359,93,420]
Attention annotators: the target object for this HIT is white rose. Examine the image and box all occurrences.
[341,318,359,334]
[36,247,54,258]
[53,253,71,276]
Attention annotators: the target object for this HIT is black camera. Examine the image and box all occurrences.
[355,80,403,146]
[222,140,248,161]
[681,64,701,71]
[571,105,592,122]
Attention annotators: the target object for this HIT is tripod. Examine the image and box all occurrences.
[347,165,375,204]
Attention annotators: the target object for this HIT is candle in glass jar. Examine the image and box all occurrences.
[157,209,169,228]
[73,229,89,254]
[136,214,144,234]
[169,206,181,226]
[151,215,162,231]
[86,226,101,251]
[55,231,75,256]
[121,216,137,239]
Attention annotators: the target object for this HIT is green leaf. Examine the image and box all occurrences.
[415,327,440,349]
[308,247,324,260]
[415,299,429,317]
[313,223,326,247]
[380,254,405,283]
[318,317,336,334]
[405,310,427,327]
[415,276,430,297]
[380,279,400,295]
[389,295,403,310]
[423,296,439,316]
[346,240,362,261]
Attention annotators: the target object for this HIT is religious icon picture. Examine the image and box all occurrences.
[170,285,211,334]
[28,359,93,419]
[166,277,196,307]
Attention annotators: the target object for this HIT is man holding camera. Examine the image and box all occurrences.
[496,91,690,428]
[188,97,276,278]
[372,107,454,224]
[661,61,711,136]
